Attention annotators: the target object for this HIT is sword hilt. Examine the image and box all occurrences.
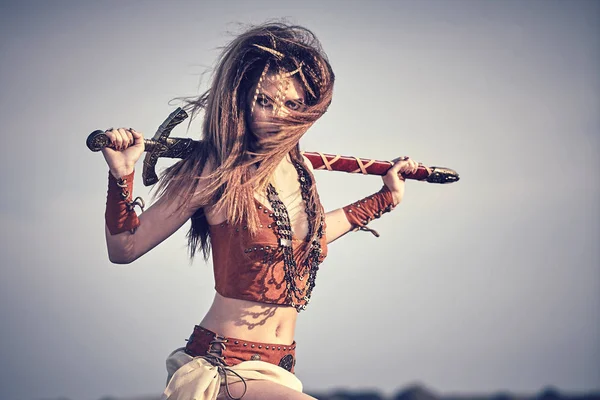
[86,129,198,186]
[88,108,191,186]
[86,130,157,152]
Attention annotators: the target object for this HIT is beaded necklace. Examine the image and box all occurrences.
[265,162,325,312]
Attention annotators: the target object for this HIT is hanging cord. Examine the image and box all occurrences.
[202,335,248,400]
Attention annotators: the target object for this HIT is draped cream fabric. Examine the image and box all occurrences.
[161,347,303,400]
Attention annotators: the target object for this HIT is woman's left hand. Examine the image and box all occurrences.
[382,156,420,206]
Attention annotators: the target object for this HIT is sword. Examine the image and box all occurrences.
[87,108,460,186]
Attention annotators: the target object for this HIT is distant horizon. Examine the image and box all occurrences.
[38,383,600,400]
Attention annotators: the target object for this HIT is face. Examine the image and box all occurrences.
[246,73,306,141]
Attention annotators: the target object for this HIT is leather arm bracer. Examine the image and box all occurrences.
[342,186,396,237]
[105,170,145,235]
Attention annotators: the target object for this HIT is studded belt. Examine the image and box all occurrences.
[184,325,297,374]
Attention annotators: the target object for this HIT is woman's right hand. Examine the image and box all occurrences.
[101,128,145,178]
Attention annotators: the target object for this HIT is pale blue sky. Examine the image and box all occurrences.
[0,1,598,399]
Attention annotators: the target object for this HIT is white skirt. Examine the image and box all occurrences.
[161,347,303,400]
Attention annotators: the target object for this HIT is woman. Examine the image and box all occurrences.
[102,23,419,400]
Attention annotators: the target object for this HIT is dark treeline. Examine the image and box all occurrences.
[85,384,600,400]
[308,385,600,400]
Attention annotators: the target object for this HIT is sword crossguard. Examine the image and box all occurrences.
[142,108,189,186]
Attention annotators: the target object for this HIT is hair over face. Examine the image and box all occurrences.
[155,22,335,260]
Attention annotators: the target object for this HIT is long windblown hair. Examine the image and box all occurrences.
[155,22,335,260]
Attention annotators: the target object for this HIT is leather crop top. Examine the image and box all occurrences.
[210,199,328,308]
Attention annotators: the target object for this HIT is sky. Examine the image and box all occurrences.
[0,0,598,399]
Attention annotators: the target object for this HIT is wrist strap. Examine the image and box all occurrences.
[105,170,145,235]
[342,186,395,237]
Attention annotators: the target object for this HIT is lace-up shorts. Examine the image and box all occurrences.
[184,325,297,373]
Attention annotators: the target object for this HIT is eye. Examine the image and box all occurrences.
[285,100,304,111]
[256,94,272,108]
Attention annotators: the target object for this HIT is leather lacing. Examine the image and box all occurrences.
[115,175,145,234]
[202,335,248,400]
[313,152,381,174]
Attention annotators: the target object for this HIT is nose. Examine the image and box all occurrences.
[275,104,290,118]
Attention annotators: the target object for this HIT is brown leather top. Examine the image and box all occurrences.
[210,199,328,307]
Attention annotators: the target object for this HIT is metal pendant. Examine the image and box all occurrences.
[279,237,292,247]
[278,354,295,372]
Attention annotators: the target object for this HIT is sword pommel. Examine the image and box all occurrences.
[426,166,460,184]
[86,130,111,152]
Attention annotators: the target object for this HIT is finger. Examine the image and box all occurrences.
[401,164,416,176]
[122,129,133,148]
[412,160,419,173]
[119,128,130,150]
[388,159,404,175]
[404,159,417,174]
[125,129,134,146]
[392,156,409,167]
[391,156,410,174]
[117,128,129,150]
[111,129,123,150]
[391,156,409,164]
[130,128,144,145]
[114,129,124,150]
[398,161,415,175]
[104,129,116,149]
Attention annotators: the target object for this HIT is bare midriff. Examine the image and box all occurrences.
[199,292,298,345]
